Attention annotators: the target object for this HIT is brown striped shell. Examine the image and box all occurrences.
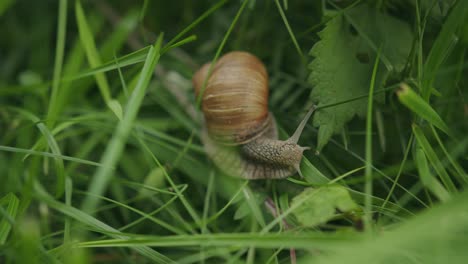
[192,51,314,179]
[193,51,272,145]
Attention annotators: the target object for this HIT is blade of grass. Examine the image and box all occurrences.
[114,53,129,98]
[380,135,414,219]
[68,46,150,81]
[397,83,450,134]
[80,192,185,235]
[75,0,122,119]
[323,126,429,209]
[430,125,468,185]
[135,135,202,230]
[0,145,104,168]
[243,186,266,228]
[162,0,229,52]
[364,47,381,233]
[413,124,456,194]
[165,35,197,50]
[273,0,304,63]
[0,193,19,245]
[78,232,358,250]
[422,0,468,99]
[64,178,72,243]
[81,35,164,214]
[10,107,66,198]
[202,171,215,234]
[139,0,149,21]
[199,181,248,227]
[47,0,68,127]
[48,33,88,126]
[117,187,188,233]
[301,158,329,184]
[25,113,111,161]
[99,10,139,61]
[414,143,450,202]
[34,183,175,263]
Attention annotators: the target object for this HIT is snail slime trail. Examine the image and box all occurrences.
[193,51,315,179]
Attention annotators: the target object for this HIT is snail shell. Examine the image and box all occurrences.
[193,51,313,179]
[193,51,272,145]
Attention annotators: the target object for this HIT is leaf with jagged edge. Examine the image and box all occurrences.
[291,185,360,227]
[308,4,412,151]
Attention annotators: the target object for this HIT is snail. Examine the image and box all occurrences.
[193,51,315,179]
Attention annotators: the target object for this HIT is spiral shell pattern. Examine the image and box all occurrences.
[193,51,270,145]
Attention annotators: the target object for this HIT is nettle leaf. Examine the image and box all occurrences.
[291,185,360,227]
[308,4,413,151]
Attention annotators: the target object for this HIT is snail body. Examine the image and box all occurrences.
[193,51,314,179]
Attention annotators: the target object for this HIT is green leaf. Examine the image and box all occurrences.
[397,83,450,134]
[308,4,413,151]
[291,185,360,227]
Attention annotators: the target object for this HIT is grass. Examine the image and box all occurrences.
[0,0,467,263]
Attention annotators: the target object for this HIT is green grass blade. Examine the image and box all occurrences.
[422,1,468,99]
[201,171,214,233]
[81,192,185,234]
[0,193,19,244]
[413,124,457,194]
[430,125,468,185]
[0,145,105,167]
[46,0,68,127]
[380,135,413,218]
[274,0,304,62]
[75,0,122,120]
[243,186,266,227]
[162,0,229,51]
[49,34,88,125]
[364,47,381,233]
[64,178,72,244]
[397,83,450,134]
[99,11,139,61]
[414,143,450,202]
[34,183,175,263]
[67,46,150,81]
[10,107,66,198]
[301,158,329,184]
[165,35,197,50]
[81,35,164,214]
[139,0,149,21]
[78,232,358,250]
[136,136,202,229]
